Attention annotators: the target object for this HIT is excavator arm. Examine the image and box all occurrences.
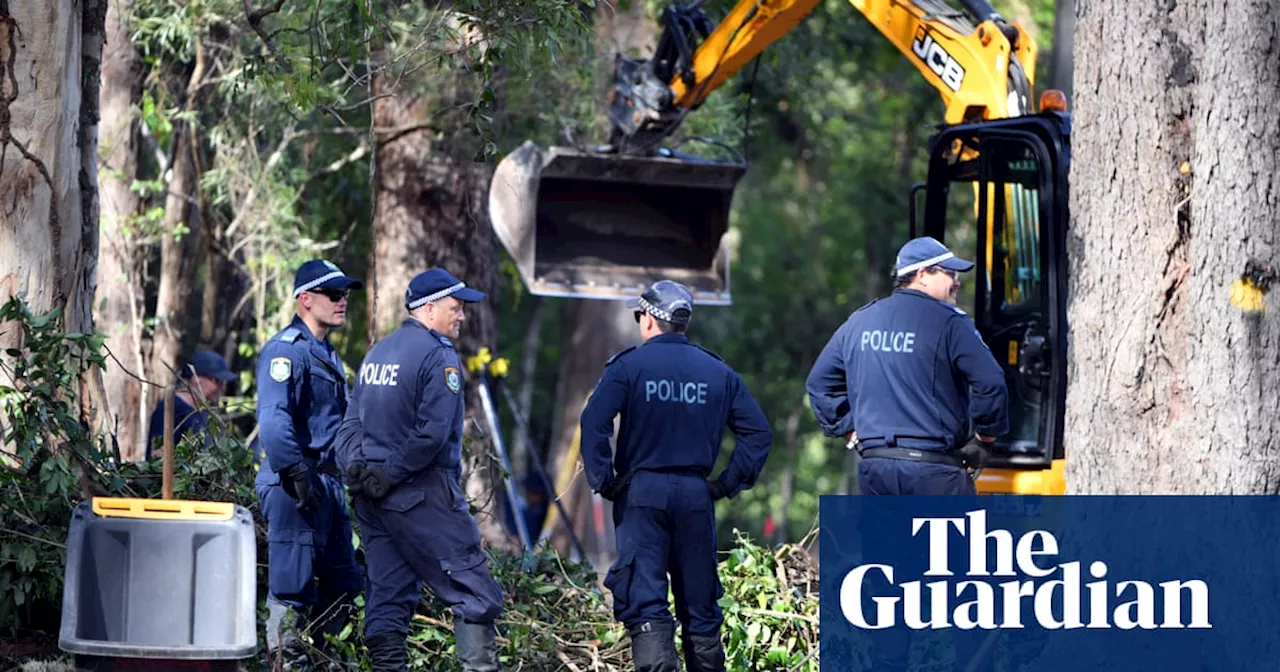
[609,0,1036,156]
[488,0,1039,302]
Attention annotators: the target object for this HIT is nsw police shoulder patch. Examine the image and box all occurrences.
[269,356,292,382]
[444,366,462,394]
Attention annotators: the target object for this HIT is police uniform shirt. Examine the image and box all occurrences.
[256,315,351,475]
[805,288,1009,450]
[346,318,465,483]
[579,333,773,499]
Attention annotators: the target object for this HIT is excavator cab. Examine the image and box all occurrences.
[919,107,1071,495]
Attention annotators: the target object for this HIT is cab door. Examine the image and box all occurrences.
[920,115,1070,473]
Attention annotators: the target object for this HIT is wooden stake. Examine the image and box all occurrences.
[162,382,175,500]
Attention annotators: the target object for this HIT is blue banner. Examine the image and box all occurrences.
[819,495,1280,671]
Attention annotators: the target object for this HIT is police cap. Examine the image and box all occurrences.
[405,268,486,309]
[893,236,975,277]
[626,280,693,326]
[293,259,364,298]
[183,349,236,382]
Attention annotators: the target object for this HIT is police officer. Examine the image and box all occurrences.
[579,280,774,672]
[804,235,1008,495]
[335,268,505,672]
[254,259,365,668]
[804,236,1008,672]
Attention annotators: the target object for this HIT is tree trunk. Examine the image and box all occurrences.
[0,0,108,491]
[770,409,801,545]
[540,0,655,568]
[148,40,209,388]
[511,296,546,475]
[96,0,147,460]
[367,9,507,548]
[0,0,101,335]
[1048,0,1075,101]
[1064,0,1280,494]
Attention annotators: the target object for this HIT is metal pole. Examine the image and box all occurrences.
[494,377,589,561]
[476,376,533,552]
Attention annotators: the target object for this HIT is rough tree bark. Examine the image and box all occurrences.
[96,0,147,460]
[1064,1,1280,494]
[0,0,102,336]
[541,0,653,565]
[148,39,210,389]
[366,9,509,549]
[0,0,108,488]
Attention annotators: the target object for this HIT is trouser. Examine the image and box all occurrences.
[607,470,726,672]
[352,467,505,670]
[256,471,363,660]
[856,457,987,672]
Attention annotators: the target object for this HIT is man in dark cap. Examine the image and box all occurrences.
[145,349,237,459]
[803,236,1009,672]
[579,279,774,672]
[253,258,366,669]
[334,267,505,672]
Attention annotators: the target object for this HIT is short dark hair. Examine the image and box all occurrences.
[656,319,687,334]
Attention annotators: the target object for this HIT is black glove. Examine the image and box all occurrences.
[599,477,624,502]
[345,461,392,500]
[281,463,316,511]
[958,438,991,470]
[707,479,728,501]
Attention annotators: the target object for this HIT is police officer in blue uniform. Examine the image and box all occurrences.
[255,259,366,668]
[804,236,1008,495]
[580,280,774,672]
[335,268,505,672]
[804,236,1008,672]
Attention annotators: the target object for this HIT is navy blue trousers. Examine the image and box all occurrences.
[257,471,364,608]
[606,471,723,635]
[857,457,988,672]
[353,468,505,640]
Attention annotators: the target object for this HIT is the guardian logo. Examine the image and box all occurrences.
[839,510,1212,631]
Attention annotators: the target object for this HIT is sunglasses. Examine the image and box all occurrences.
[310,288,350,302]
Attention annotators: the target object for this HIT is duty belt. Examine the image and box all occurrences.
[857,446,965,468]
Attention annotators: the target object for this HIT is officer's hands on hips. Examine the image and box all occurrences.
[707,479,728,501]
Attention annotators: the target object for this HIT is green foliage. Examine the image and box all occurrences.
[312,529,818,671]
[0,296,118,634]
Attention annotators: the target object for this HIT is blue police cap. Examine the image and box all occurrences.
[405,268,486,309]
[184,349,236,382]
[626,280,694,326]
[293,259,363,298]
[893,236,975,277]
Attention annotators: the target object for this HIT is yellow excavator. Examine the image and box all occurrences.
[488,0,1071,496]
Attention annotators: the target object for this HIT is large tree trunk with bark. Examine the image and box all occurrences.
[96,0,147,460]
[148,42,210,389]
[539,0,654,567]
[0,0,108,490]
[367,9,508,548]
[0,0,102,336]
[1064,1,1280,494]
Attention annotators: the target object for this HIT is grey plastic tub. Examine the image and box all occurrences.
[57,498,258,661]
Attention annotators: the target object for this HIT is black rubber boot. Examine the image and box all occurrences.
[366,632,409,672]
[682,630,726,672]
[455,620,501,671]
[629,621,680,672]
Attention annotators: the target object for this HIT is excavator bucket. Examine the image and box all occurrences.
[488,141,747,304]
